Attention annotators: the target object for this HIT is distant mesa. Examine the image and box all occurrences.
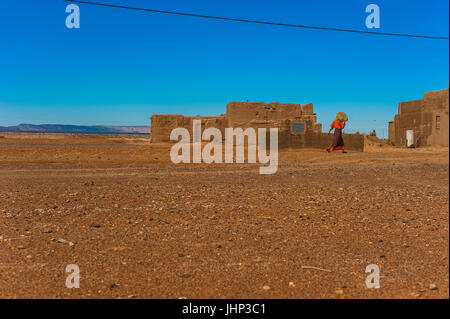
[0,124,149,135]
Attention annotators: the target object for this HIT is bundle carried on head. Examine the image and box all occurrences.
[336,112,348,121]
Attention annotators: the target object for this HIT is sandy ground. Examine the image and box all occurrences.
[0,133,448,299]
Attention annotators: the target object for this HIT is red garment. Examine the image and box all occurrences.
[331,119,345,129]
[329,119,345,151]
[329,145,345,151]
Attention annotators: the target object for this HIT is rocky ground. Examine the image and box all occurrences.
[0,133,448,298]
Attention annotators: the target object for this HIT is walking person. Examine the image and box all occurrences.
[327,112,348,153]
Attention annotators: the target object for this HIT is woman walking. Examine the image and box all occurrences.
[327,112,348,154]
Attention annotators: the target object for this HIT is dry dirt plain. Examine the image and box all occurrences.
[0,133,448,299]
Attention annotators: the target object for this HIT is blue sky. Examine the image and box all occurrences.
[0,0,448,135]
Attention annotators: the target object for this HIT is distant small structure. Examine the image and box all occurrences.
[388,88,449,147]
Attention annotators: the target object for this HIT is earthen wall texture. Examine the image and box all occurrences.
[150,115,227,143]
[151,102,322,142]
[388,88,449,147]
[276,131,364,150]
[150,101,364,150]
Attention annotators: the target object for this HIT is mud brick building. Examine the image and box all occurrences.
[151,101,365,150]
[388,88,449,147]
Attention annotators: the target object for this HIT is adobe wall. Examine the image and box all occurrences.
[150,114,227,142]
[150,101,365,150]
[225,102,322,133]
[151,101,323,142]
[150,115,184,143]
[276,131,365,151]
[423,88,449,147]
[388,88,449,147]
[388,121,395,142]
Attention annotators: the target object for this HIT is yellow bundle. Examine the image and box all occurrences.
[336,112,348,121]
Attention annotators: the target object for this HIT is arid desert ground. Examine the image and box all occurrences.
[0,133,448,299]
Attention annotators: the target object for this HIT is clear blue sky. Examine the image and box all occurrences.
[0,0,448,135]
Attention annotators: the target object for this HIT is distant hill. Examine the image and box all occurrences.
[0,124,149,135]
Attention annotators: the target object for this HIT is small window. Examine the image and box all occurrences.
[436,116,441,129]
[292,123,305,132]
